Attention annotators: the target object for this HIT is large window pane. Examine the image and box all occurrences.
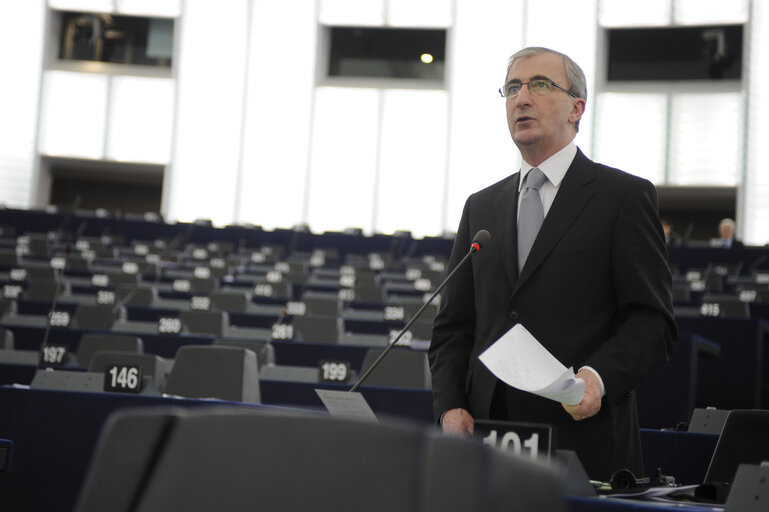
[48,0,114,12]
[376,90,448,236]
[668,93,743,186]
[319,0,385,26]
[307,88,379,232]
[388,0,452,28]
[116,0,181,17]
[107,76,174,164]
[38,70,108,160]
[599,0,671,27]
[327,27,446,82]
[594,93,667,184]
[57,12,174,67]
[674,0,748,25]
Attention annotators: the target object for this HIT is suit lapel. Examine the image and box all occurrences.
[494,173,520,290]
[512,150,598,297]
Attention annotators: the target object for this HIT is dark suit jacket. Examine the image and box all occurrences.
[429,149,677,481]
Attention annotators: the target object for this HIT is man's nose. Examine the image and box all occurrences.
[515,84,534,106]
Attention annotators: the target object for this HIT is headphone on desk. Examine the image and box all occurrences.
[609,468,675,490]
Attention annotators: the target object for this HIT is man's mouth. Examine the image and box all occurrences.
[516,115,535,124]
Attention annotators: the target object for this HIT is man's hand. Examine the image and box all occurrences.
[562,368,602,421]
[441,408,474,435]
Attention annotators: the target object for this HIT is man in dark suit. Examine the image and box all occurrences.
[429,47,677,481]
[718,218,744,248]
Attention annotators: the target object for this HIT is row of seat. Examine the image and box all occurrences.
[2,208,768,409]
[672,265,769,298]
[1,326,432,399]
[0,297,436,349]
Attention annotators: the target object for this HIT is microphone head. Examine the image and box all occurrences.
[472,230,491,249]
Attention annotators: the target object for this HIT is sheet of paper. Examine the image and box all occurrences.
[315,389,378,422]
[479,324,585,405]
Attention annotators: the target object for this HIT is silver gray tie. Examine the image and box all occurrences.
[517,168,548,271]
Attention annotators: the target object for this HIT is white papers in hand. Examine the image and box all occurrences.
[478,324,585,405]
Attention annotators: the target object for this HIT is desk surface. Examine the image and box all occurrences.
[568,495,722,511]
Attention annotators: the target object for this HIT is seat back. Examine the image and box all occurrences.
[0,299,15,319]
[106,271,140,286]
[0,249,18,268]
[163,345,259,403]
[75,410,176,512]
[401,301,439,324]
[116,285,156,307]
[0,327,13,349]
[293,315,341,343]
[353,283,384,302]
[24,265,56,281]
[190,276,217,293]
[408,320,435,342]
[75,408,565,512]
[180,310,228,336]
[705,409,769,485]
[25,279,69,301]
[301,295,340,317]
[359,348,431,389]
[65,255,91,272]
[210,291,250,312]
[76,334,143,368]
[212,339,275,368]
[73,304,125,331]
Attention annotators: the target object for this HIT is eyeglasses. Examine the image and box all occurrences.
[499,78,578,99]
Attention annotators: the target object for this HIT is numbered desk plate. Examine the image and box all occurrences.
[103,364,143,394]
[474,420,556,463]
[157,317,182,335]
[38,344,70,366]
[318,360,351,383]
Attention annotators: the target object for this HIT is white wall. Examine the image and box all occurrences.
[0,1,46,208]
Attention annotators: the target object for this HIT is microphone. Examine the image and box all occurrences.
[349,229,490,392]
[681,222,694,247]
[747,254,766,274]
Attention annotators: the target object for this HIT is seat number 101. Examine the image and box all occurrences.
[482,430,540,458]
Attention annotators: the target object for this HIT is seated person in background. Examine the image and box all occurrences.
[661,218,681,247]
[718,218,744,248]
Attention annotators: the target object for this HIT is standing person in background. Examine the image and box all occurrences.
[429,47,677,481]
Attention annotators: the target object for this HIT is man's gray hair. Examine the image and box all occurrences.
[505,47,587,131]
[719,218,736,230]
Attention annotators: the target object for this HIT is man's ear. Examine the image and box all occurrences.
[569,98,586,126]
